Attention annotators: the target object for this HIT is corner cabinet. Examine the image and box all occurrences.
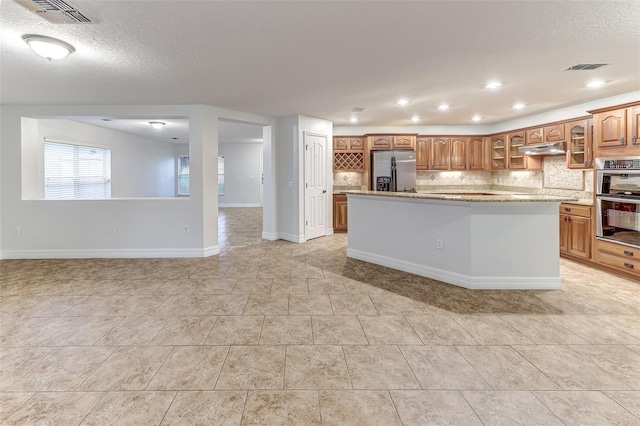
[333,194,348,233]
[566,119,593,169]
[559,203,592,260]
[590,102,640,157]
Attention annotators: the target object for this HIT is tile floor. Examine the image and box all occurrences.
[1,207,639,425]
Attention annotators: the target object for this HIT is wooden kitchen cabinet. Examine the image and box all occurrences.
[559,203,592,260]
[595,239,640,278]
[507,132,526,169]
[416,137,430,170]
[566,119,593,169]
[490,134,507,169]
[333,194,348,233]
[367,134,416,150]
[431,138,450,170]
[591,102,640,156]
[468,137,486,170]
[544,124,565,142]
[450,137,467,170]
[333,136,364,172]
[392,135,415,150]
[526,128,544,144]
[334,137,363,151]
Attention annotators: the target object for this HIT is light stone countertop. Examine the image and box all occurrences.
[339,189,578,203]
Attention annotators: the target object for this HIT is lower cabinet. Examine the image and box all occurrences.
[333,194,348,233]
[559,203,592,260]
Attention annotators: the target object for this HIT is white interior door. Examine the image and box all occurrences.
[304,133,327,240]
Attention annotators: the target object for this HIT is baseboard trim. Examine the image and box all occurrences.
[262,231,278,241]
[218,203,262,208]
[279,233,305,244]
[347,248,561,290]
[0,247,214,260]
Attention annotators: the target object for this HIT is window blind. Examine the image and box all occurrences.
[44,141,111,199]
[178,155,190,196]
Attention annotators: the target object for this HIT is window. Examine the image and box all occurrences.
[44,140,111,199]
[218,155,225,195]
[177,155,190,196]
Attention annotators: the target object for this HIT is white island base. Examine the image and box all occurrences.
[346,193,565,290]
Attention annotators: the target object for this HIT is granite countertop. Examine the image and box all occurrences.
[341,189,578,203]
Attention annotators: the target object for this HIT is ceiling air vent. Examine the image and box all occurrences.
[352,107,365,112]
[14,0,94,23]
[564,63,609,71]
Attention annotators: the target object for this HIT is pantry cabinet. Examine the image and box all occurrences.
[559,203,592,260]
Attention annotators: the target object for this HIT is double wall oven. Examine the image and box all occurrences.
[596,156,640,248]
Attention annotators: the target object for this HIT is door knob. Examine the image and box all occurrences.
[322,190,327,193]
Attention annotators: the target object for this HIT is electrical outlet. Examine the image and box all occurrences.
[436,238,444,249]
[184,225,190,233]
[109,226,116,235]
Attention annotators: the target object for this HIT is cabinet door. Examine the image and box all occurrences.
[568,216,591,259]
[507,132,526,169]
[349,138,364,150]
[559,214,569,254]
[392,135,415,150]
[333,194,348,233]
[450,137,467,170]
[526,128,544,145]
[416,137,430,170]
[567,121,588,169]
[370,135,392,150]
[467,137,485,170]
[491,135,507,170]
[431,138,450,170]
[596,109,627,147]
[334,137,349,151]
[628,106,640,149]
[544,124,565,142]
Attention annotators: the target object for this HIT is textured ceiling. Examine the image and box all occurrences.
[1,1,639,126]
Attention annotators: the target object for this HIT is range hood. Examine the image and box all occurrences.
[518,141,566,156]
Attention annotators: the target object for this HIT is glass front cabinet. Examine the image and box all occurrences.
[567,119,593,168]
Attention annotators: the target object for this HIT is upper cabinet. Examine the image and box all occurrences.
[431,138,451,170]
[507,132,526,169]
[526,128,544,145]
[566,119,593,168]
[367,134,416,150]
[416,137,430,170]
[490,134,507,170]
[467,137,486,170]
[491,132,540,170]
[450,137,467,170]
[544,124,565,142]
[334,137,364,151]
[590,102,640,157]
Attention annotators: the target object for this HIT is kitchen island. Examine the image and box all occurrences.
[345,190,577,290]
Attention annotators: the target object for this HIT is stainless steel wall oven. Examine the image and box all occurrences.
[596,156,640,247]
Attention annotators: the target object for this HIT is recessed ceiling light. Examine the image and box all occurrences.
[586,80,605,88]
[438,104,449,111]
[349,117,358,123]
[472,115,482,122]
[512,103,525,110]
[396,98,409,106]
[149,121,166,130]
[22,34,75,61]
[485,81,502,89]
[411,116,420,122]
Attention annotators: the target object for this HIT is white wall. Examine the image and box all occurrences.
[0,104,275,259]
[33,118,181,198]
[218,143,262,206]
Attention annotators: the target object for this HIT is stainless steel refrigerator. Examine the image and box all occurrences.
[371,150,417,192]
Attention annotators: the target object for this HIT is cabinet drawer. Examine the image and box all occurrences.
[597,250,640,274]
[559,204,591,218]
[596,239,639,259]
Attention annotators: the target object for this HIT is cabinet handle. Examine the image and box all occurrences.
[620,137,625,145]
[624,250,634,257]
[624,262,634,269]
[546,134,549,142]
[633,136,638,144]
[564,207,571,212]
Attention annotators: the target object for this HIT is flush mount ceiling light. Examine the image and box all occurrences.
[349,117,358,123]
[396,98,409,106]
[472,115,482,122]
[22,34,75,61]
[586,80,606,88]
[485,81,502,89]
[149,121,166,130]
[438,104,449,111]
[512,103,526,110]
[411,116,420,122]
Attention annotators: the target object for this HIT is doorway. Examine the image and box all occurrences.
[304,132,329,241]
